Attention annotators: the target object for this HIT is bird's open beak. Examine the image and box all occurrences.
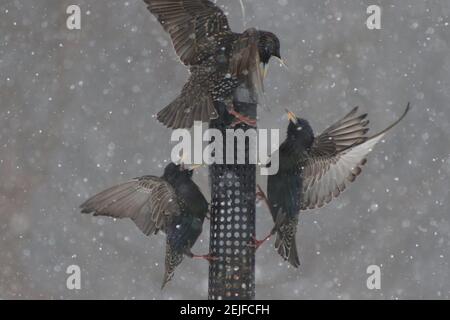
[180,163,202,172]
[188,164,203,170]
[275,57,288,69]
[260,63,268,79]
[286,109,298,124]
[262,59,287,79]
[178,152,189,171]
[263,64,268,78]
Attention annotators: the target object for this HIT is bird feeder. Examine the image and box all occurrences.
[208,84,257,300]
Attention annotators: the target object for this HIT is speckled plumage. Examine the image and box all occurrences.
[266,105,410,267]
[143,0,281,128]
[80,163,209,289]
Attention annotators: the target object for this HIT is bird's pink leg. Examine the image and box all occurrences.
[191,253,219,262]
[227,103,257,127]
[248,234,273,250]
[250,184,275,250]
[256,184,272,212]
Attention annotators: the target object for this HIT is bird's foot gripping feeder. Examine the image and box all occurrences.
[208,86,257,300]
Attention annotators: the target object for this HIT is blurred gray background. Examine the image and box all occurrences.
[1,0,449,299]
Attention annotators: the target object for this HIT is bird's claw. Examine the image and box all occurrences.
[230,115,257,128]
[256,184,268,205]
[228,106,257,128]
[247,235,271,250]
[256,186,265,203]
[256,193,264,204]
[192,254,219,263]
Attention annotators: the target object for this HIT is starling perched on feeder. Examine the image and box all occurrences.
[253,104,410,267]
[143,0,284,129]
[80,162,213,289]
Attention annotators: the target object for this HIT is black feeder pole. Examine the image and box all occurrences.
[208,84,257,300]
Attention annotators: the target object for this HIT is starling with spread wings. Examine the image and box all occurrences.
[143,0,283,128]
[80,162,211,289]
[253,104,410,267]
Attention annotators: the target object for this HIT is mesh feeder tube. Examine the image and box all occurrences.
[208,85,257,300]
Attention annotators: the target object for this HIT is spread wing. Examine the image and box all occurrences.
[301,104,410,210]
[230,28,265,96]
[80,176,181,235]
[144,0,232,65]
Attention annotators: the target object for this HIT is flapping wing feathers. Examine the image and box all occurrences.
[301,103,410,210]
[301,137,378,210]
[156,67,218,128]
[157,91,216,129]
[230,29,265,96]
[311,106,370,156]
[80,176,181,235]
[144,0,231,65]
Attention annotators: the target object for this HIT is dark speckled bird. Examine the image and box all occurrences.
[253,104,410,267]
[80,162,211,289]
[143,0,283,129]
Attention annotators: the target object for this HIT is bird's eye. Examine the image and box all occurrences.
[297,126,303,131]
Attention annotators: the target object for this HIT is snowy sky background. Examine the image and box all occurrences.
[1,0,449,299]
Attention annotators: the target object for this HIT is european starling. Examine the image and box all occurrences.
[80,162,212,289]
[253,104,410,267]
[143,0,283,129]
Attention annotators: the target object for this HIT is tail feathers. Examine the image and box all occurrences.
[275,232,300,268]
[161,245,184,290]
[273,214,300,268]
[157,92,218,129]
[161,270,174,290]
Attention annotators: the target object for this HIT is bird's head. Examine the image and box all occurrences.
[258,31,282,65]
[286,110,314,149]
[163,162,195,180]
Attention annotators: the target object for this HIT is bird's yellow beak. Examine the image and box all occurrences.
[260,64,268,79]
[276,57,289,69]
[177,152,189,170]
[189,164,203,170]
[286,109,298,124]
